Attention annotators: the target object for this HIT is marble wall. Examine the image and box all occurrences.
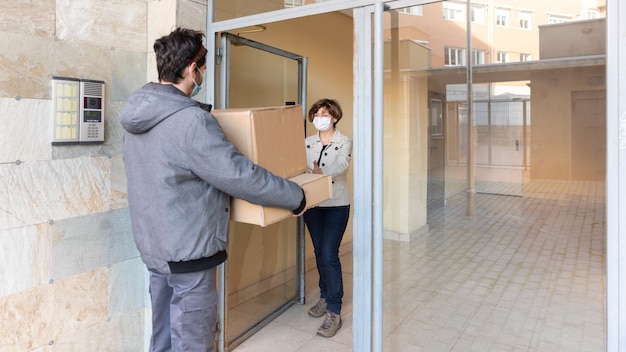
[0,0,174,350]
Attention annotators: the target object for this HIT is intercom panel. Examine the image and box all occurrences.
[51,77,105,145]
[79,79,105,144]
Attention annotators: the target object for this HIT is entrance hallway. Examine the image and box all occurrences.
[233,179,606,351]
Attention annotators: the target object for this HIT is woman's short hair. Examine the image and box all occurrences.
[307,98,343,123]
[154,28,206,84]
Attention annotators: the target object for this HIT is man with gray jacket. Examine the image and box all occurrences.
[120,28,306,352]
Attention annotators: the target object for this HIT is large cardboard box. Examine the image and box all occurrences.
[212,106,332,227]
[212,105,307,178]
[230,173,332,227]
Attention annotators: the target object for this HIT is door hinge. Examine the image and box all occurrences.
[215,48,223,65]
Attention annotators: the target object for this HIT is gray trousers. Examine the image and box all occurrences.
[148,267,218,352]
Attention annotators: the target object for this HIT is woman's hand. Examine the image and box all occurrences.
[312,161,323,174]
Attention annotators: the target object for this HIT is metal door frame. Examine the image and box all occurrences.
[214,32,308,352]
[218,32,307,110]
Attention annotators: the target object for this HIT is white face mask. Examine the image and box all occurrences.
[313,116,333,131]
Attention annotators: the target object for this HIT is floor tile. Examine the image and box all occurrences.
[232,179,606,352]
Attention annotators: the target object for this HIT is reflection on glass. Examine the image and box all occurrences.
[227,44,299,109]
[226,220,298,346]
[382,1,606,350]
[446,82,530,195]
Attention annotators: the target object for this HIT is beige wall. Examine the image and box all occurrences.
[383,40,430,240]
[539,19,605,59]
[214,0,284,21]
[530,65,605,180]
[530,19,606,180]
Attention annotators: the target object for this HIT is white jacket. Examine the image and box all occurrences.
[305,128,352,207]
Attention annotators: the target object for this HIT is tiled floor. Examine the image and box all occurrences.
[232,179,606,351]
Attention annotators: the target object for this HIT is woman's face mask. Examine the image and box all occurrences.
[313,115,333,131]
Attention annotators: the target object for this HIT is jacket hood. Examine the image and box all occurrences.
[120,82,197,134]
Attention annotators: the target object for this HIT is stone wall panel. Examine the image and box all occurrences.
[55,0,146,52]
[0,98,51,163]
[0,157,110,231]
[0,268,109,350]
[0,31,111,100]
[0,224,51,297]
[47,309,144,351]
[0,1,55,37]
[108,258,146,318]
[49,209,137,281]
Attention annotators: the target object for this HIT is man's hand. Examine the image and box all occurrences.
[293,207,307,217]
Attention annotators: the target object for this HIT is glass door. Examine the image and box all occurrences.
[216,32,307,351]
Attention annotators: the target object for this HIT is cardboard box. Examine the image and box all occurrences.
[212,105,333,227]
[212,105,307,178]
[230,173,332,227]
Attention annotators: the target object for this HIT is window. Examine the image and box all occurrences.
[496,8,509,27]
[519,11,532,29]
[400,5,423,16]
[520,53,532,62]
[445,47,466,66]
[471,5,485,24]
[472,50,485,65]
[443,2,464,21]
[548,14,572,24]
[497,51,509,63]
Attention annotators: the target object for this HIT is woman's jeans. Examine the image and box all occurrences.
[304,205,350,314]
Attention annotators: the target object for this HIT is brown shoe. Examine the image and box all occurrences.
[308,298,327,318]
[317,312,342,337]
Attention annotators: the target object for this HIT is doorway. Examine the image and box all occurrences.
[428,93,446,214]
[216,32,308,351]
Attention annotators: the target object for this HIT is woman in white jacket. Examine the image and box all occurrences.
[304,98,352,338]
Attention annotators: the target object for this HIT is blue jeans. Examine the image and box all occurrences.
[148,267,217,352]
[304,205,350,314]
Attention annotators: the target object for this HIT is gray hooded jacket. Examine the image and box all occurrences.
[120,83,305,274]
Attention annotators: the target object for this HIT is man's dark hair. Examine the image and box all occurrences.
[154,28,207,84]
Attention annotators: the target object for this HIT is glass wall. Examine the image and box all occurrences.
[382,0,606,350]
[209,1,609,350]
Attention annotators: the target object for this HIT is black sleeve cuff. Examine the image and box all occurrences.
[197,102,213,112]
[292,189,306,214]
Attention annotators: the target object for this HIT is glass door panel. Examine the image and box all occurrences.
[381,1,606,351]
[218,32,306,350]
